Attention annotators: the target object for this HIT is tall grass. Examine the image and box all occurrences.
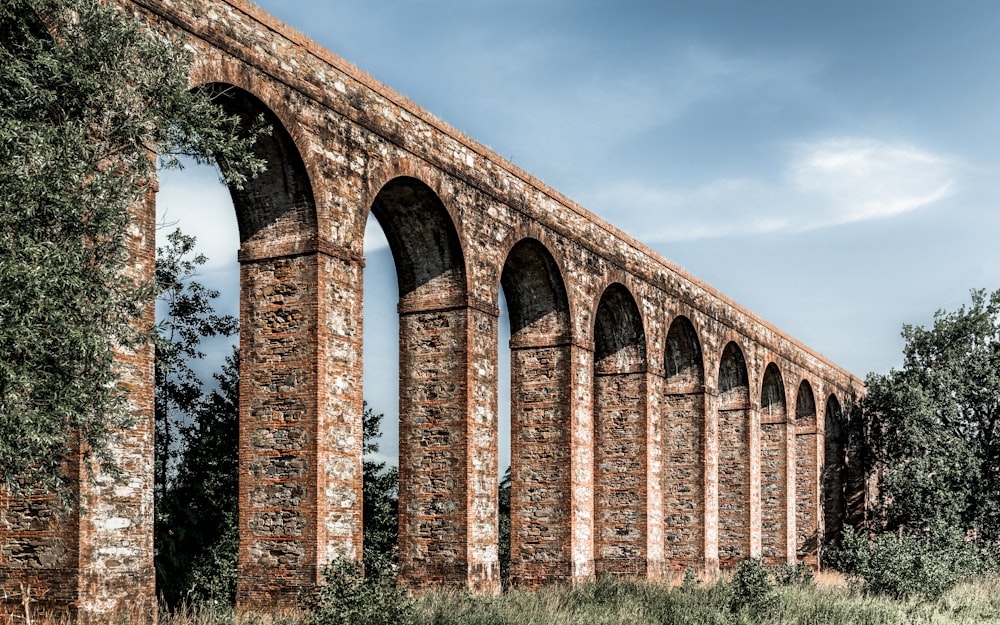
[17,575,1000,625]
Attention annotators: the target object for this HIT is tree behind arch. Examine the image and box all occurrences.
[0,0,267,501]
[861,288,1000,541]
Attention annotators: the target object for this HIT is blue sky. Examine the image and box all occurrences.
[157,0,1000,469]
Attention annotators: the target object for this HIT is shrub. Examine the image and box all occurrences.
[728,558,775,614]
[680,566,701,591]
[303,558,415,625]
[772,562,814,587]
[826,526,982,600]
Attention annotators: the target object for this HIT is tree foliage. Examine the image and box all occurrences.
[154,229,239,606]
[156,346,240,606]
[362,402,399,579]
[861,288,1000,540]
[498,465,511,588]
[0,0,266,499]
[154,229,238,506]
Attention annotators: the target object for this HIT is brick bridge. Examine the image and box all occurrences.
[1,0,861,618]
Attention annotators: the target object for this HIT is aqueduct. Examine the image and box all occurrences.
[0,0,862,618]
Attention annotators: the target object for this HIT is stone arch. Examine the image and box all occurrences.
[499,238,573,586]
[358,157,467,263]
[823,394,847,547]
[717,341,750,567]
[502,238,571,343]
[158,82,326,607]
[663,315,705,570]
[593,283,648,576]
[759,363,788,564]
[367,176,477,588]
[195,83,318,249]
[370,176,466,309]
[795,380,819,564]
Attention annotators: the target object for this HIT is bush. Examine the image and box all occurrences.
[825,526,986,600]
[728,558,775,614]
[772,562,814,587]
[304,559,415,625]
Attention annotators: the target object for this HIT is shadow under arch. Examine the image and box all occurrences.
[370,176,466,308]
[499,238,573,587]
[718,341,750,567]
[365,175,478,590]
[593,283,650,576]
[760,363,789,565]
[822,394,847,547]
[663,316,706,570]
[794,380,819,564]
[199,83,317,248]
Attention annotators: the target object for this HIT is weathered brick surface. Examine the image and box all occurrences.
[509,345,573,586]
[238,253,323,607]
[0,0,868,617]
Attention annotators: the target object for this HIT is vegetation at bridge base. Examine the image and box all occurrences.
[101,573,1000,625]
[868,288,1000,541]
[0,0,267,502]
[824,287,1000,602]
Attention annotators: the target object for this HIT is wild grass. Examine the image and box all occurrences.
[15,574,1000,625]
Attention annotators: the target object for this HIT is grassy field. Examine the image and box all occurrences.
[15,571,987,625]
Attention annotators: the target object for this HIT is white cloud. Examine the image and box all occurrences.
[589,138,957,242]
[364,212,391,252]
[156,161,240,270]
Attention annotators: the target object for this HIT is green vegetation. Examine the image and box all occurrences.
[155,229,240,606]
[0,0,265,502]
[828,526,998,601]
[859,289,1000,542]
[136,573,1000,625]
[361,402,400,580]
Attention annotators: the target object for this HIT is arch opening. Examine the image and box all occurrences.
[154,158,240,608]
[370,176,465,308]
[367,176,474,589]
[499,238,572,588]
[822,395,847,547]
[717,341,750,567]
[201,84,317,246]
[663,317,705,570]
[795,381,818,564]
[153,83,321,609]
[593,284,648,576]
[760,363,788,565]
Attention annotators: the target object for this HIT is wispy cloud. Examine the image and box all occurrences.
[588,138,957,241]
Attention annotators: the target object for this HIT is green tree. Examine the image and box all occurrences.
[498,465,511,588]
[0,0,265,500]
[362,402,399,579]
[157,347,240,606]
[861,288,1000,540]
[154,229,237,507]
[153,228,239,606]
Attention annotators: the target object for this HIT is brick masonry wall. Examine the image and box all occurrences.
[594,371,648,576]
[396,308,471,588]
[0,0,868,617]
[510,344,573,586]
